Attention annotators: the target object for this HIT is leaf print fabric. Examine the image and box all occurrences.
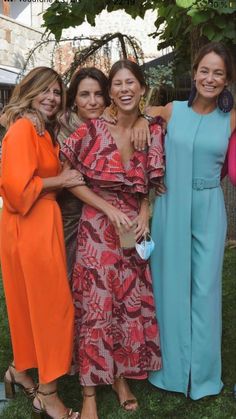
[62,119,164,385]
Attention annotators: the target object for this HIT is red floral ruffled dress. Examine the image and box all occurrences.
[61,118,164,386]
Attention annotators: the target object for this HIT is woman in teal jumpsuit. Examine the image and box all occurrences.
[147,43,235,399]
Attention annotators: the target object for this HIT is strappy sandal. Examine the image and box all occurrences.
[82,392,96,399]
[112,377,138,412]
[4,363,37,399]
[32,389,80,419]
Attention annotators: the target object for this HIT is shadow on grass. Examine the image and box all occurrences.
[0,247,235,418]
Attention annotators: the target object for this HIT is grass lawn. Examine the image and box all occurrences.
[0,247,235,419]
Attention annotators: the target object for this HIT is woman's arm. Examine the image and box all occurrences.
[1,119,84,215]
[228,129,236,186]
[69,184,133,233]
[145,103,173,122]
[230,108,236,134]
[41,163,85,193]
[133,197,150,241]
[131,103,172,150]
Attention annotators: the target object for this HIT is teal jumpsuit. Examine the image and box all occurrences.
[149,101,231,400]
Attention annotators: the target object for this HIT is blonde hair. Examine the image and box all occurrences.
[5,67,66,128]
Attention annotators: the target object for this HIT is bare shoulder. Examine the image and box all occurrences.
[163,103,172,122]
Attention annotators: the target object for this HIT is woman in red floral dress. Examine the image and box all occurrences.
[61,59,164,419]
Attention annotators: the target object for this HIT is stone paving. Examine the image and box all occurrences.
[0,382,9,413]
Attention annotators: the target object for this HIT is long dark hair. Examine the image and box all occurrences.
[67,67,110,108]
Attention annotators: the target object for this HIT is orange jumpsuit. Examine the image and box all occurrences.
[0,118,74,383]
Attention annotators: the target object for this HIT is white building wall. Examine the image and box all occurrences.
[0,2,52,72]
[64,9,168,62]
[0,2,49,28]
[0,15,53,70]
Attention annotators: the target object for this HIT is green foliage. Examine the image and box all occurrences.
[184,0,236,43]
[145,63,175,89]
[42,0,150,41]
[42,1,236,71]
[176,0,194,7]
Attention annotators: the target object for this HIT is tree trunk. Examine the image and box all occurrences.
[190,26,208,66]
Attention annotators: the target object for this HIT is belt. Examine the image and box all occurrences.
[192,178,220,190]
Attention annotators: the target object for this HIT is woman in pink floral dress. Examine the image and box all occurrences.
[61,59,164,419]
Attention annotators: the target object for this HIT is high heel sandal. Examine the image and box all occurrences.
[4,363,37,399]
[32,389,80,419]
[112,377,138,412]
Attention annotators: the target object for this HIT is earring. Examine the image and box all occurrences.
[188,81,197,107]
[139,95,146,114]
[108,100,118,118]
[71,103,77,113]
[217,87,234,113]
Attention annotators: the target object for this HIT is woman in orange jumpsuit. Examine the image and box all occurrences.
[0,67,82,419]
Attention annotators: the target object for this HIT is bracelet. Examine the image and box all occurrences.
[141,114,164,127]
[140,113,155,124]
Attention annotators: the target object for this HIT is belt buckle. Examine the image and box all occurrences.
[194,179,204,190]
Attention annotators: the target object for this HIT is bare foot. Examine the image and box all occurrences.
[81,392,98,419]
[112,377,138,411]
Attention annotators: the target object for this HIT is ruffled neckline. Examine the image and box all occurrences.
[61,118,164,193]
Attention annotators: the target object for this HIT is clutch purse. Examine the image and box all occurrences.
[135,233,155,260]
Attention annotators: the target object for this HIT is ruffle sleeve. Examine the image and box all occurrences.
[61,120,124,176]
[61,119,165,194]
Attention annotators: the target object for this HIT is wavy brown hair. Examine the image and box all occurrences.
[5,67,66,128]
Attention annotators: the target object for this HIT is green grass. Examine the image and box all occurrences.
[0,247,235,419]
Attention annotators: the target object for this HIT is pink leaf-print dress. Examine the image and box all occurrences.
[61,118,164,386]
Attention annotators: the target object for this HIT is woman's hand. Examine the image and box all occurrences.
[24,110,45,136]
[59,164,85,189]
[133,200,150,241]
[131,117,151,150]
[0,113,7,128]
[101,106,117,125]
[104,204,133,233]
[155,177,166,196]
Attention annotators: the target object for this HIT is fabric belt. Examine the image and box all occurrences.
[192,178,220,190]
